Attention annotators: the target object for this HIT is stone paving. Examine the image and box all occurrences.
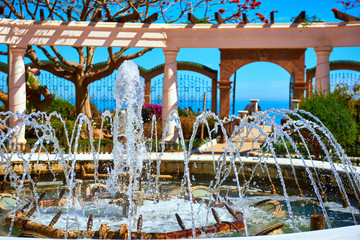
[197,125,273,155]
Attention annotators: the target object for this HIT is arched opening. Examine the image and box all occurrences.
[229,62,291,114]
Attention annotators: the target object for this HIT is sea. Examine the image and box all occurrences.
[90,99,290,114]
[90,99,290,124]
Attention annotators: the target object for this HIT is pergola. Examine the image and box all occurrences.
[0,17,360,142]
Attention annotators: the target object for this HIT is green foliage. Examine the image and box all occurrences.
[90,101,101,127]
[44,95,76,121]
[300,89,358,147]
[48,118,77,148]
[146,138,205,152]
[178,107,197,117]
[271,141,308,155]
[290,14,324,27]
[196,17,211,23]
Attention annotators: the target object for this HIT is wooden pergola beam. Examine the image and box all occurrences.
[67,8,72,21]
[40,9,45,21]
[270,12,275,24]
[143,13,158,24]
[105,12,140,23]
[333,9,360,22]
[215,12,225,24]
[292,11,306,24]
[242,13,249,24]
[188,13,197,24]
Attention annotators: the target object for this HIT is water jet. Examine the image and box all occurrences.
[0,60,359,239]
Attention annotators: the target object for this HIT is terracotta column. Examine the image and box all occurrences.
[162,48,179,142]
[314,46,332,93]
[144,77,151,104]
[211,78,217,113]
[8,46,27,144]
[218,80,232,117]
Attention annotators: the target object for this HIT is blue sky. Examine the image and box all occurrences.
[130,0,360,101]
[0,0,359,103]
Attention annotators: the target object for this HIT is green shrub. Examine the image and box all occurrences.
[44,95,76,121]
[48,118,77,148]
[180,116,196,139]
[90,101,102,127]
[300,90,358,147]
[178,107,196,117]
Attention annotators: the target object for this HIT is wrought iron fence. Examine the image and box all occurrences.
[330,72,360,95]
[311,71,360,94]
[0,74,6,95]
[88,74,116,112]
[41,73,76,105]
[151,74,213,113]
[0,71,213,113]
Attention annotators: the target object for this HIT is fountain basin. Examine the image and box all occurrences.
[1,153,358,187]
[0,226,359,240]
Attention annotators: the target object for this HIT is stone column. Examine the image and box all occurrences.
[238,110,248,135]
[314,46,332,93]
[162,48,179,142]
[218,80,232,117]
[8,46,27,144]
[306,75,313,99]
[291,99,300,110]
[250,99,259,112]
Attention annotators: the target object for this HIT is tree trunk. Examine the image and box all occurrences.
[0,89,8,110]
[75,82,92,122]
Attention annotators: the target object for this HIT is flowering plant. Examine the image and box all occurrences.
[142,104,162,123]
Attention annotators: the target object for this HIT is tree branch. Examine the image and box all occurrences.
[3,0,24,19]
[84,47,153,85]
[80,0,92,20]
[23,0,36,19]
[46,0,59,21]
[123,47,153,60]
[25,46,75,82]
[18,0,24,17]
[50,46,81,69]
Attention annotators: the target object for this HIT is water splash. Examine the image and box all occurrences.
[0,61,359,239]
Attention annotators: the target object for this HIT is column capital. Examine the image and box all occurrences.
[314,46,333,53]
[9,45,27,54]
[162,47,179,52]
[218,80,232,89]
[162,48,179,57]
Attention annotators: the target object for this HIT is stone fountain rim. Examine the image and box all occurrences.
[0,224,359,240]
[4,153,359,174]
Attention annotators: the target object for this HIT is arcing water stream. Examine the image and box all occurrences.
[0,60,359,238]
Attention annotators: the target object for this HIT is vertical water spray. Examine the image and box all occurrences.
[107,60,146,235]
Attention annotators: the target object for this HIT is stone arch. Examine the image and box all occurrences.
[306,60,360,97]
[139,61,218,113]
[219,49,306,116]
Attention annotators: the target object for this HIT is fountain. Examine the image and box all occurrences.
[0,60,359,239]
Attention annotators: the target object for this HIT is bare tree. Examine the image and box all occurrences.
[0,0,264,120]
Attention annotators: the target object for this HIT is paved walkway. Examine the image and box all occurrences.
[198,125,273,155]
